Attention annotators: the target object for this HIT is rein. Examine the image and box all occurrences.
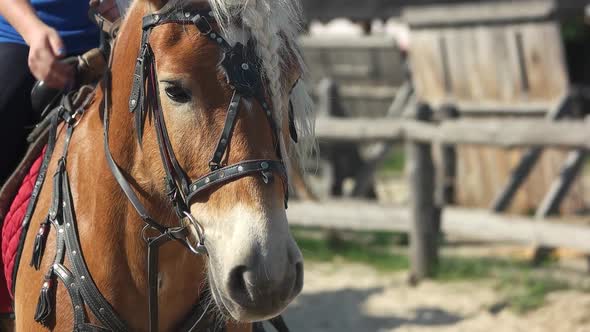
[23,4,296,332]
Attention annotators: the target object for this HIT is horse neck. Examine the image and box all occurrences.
[66,3,205,329]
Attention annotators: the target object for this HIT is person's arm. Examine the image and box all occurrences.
[0,0,73,88]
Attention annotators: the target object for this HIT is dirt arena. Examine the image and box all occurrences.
[282,262,590,332]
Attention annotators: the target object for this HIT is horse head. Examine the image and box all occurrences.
[112,0,314,323]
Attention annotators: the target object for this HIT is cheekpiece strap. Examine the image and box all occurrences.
[209,91,242,170]
[129,30,151,114]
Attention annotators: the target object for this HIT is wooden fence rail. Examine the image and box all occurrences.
[288,200,590,253]
[315,118,590,149]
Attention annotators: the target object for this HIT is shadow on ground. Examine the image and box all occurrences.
[277,287,463,332]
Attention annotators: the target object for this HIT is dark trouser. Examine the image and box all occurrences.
[0,43,36,185]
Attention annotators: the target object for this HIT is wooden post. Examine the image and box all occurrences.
[407,103,439,283]
[437,104,459,206]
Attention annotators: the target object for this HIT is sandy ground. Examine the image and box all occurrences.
[281,262,590,332]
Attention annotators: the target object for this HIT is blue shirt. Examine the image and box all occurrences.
[0,0,99,55]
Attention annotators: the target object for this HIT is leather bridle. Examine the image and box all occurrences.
[103,5,295,332]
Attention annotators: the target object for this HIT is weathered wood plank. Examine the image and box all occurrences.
[314,118,590,150]
[337,86,398,100]
[409,30,448,105]
[434,119,590,149]
[314,118,405,142]
[288,200,411,232]
[444,208,590,252]
[519,23,569,101]
[300,36,398,49]
[443,27,471,100]
[287,201,590,252]
[456,101,547,116]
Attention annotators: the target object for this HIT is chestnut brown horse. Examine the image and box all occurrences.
[13,0,314,330]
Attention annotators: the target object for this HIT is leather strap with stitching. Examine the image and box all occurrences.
[209,91,242,170]
[187,160,286,202]
[61,166,127,331]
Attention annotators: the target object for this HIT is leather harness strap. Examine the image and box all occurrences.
[209,91,242,170]
[25,99,126,331]
[11,108,61,296]
[186,160,286,203]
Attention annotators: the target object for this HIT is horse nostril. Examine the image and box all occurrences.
[225,260,303,310]
[227,265,251,302]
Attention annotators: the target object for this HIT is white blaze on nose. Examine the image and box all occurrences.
[190,201,293,279]
[190,200,303,321]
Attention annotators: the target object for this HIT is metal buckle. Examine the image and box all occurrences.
[192,15,213,35]
[182,211,208,255]
[208,161,220,171]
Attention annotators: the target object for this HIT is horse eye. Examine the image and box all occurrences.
[165,85,191,103]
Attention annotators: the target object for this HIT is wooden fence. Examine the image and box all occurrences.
[293,0,590,281]
[288,115,590,279]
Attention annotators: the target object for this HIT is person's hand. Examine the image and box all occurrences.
[25,24,74,89]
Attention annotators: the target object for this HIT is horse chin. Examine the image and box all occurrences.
[207,272,233,318]
[207,267,289,323]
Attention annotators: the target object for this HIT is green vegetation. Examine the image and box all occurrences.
[561,18,590,42]
[498,274,569,313]
[380,148,406,175]
[435,257,570,313]
[292,228,409,272]
[293,227,586,314]
[434,256,528,281]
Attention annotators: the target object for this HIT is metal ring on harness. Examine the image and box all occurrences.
[142,224,164,243]
[71,109,86,128]
[182,211,208,255]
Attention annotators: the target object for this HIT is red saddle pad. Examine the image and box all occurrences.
[0,148,46,314]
